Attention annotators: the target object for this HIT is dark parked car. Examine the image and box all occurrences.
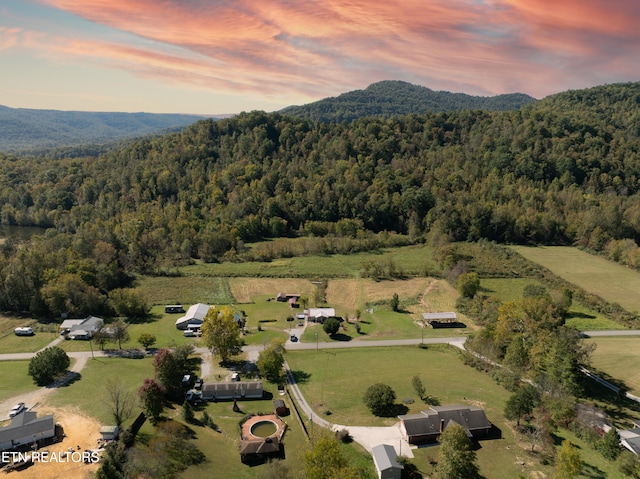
[290,335,298,342]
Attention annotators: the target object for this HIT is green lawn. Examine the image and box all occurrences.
[286,345,536,478]
[0,317,58,353]
[512,246,640,314]
[45,356,155,425]
[586,337,640,396]
[171,244,437,279]
[0,360,39,404]
[135,276,235,306]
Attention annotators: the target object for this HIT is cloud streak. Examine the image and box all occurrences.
[7,0,640,110]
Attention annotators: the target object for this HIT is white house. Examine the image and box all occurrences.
[371,444,403,479]
[175,303,211,330]
[305,308,336,323]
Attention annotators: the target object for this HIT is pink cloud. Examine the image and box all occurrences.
[25,0,640,101]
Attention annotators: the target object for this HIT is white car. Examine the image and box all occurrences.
[9,402,26,418]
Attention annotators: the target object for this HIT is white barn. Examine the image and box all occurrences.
[175,303,211,330]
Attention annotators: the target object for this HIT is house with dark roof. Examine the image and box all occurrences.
[371,444,403,479]
[620,427,640,455]
[0,412,56,451]
[200,381,263,401]
[398,405,491,444]
[175,303,211,330]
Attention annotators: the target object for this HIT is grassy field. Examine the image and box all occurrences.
[135,276,235,306]
[512,246,640,314]
[586,337,640,396]
[286,345,628,479]
[0,360,39,403]
[171,244,437,279]
[481,278,624,331]
[0,316,58,353]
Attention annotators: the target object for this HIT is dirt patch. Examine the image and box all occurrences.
[3,407,103,479]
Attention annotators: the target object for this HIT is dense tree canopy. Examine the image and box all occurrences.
[1,83,640,318]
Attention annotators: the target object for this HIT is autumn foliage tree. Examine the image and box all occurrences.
[201,306,242,363]
[138,378,165,423]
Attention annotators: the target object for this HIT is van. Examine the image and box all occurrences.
[14,327,34,336]
[183,330,196,337]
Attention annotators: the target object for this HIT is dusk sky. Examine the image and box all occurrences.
[2,0,640,115]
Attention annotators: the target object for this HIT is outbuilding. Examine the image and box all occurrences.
[175,303,211,330]
[371,444,403,479]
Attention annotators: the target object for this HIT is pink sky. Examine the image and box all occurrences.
[1,0,639,114]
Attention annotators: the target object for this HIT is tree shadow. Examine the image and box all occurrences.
[379,403,409,417]
[290,370,311,383]
[565,311,596,320]
[328,333,352,342]
[581,462,607,479]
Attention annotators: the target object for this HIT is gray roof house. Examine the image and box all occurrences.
[175,303,211,330]
[60,315,104,340]
[201,381,263,401]
[620,427,640,455]
[0,412,56,451]
[399,405,492,444]
[372,444,403,479]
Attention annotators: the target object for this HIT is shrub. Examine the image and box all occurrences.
[28,346,70,385]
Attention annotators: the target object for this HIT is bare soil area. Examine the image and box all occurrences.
[2,407,102,479]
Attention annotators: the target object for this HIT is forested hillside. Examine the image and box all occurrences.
[0,105,205,153]
[279,80,537,122]
[0,82,640,317]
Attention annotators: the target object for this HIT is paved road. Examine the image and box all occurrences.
[581,330,640,337]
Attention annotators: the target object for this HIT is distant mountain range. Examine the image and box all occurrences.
[279,80,537,122]
[0,80,538,152]
[0,105,206,153]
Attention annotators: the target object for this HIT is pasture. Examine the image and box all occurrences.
[586,337,640,396]
[512,246,640,314]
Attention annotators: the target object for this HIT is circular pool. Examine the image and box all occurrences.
[242,414,286,441]
[250,420,277,438]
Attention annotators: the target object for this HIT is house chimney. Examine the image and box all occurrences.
[440,419,445,433]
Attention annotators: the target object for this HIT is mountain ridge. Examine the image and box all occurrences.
[279,80,538,122]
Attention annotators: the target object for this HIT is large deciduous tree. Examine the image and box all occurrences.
[153,348,183,401]
[504,384,541,426]
[436,422,481,479]
[363,383,396,416]
[138,378,165,423]
[257,339,285,382]
[303,432,360,479]
[28,346,70,385]
[553,440,582,479]
[201,306,242,363]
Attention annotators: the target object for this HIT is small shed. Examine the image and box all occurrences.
[371,444,403,479]
[274,399,289,416]
[100,425,119,441]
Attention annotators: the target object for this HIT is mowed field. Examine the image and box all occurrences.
[586,337,640,396]
[512,245,640,313]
